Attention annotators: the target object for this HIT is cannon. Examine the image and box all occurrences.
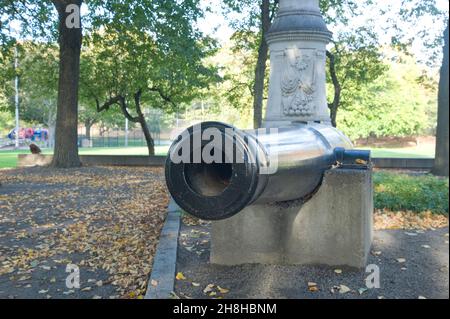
[165,0,374,268]
[165,121,371,221]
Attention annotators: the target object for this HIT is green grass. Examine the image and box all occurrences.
[362,143,435,159]
[0,146,170,169]
[0,144,435,169]
[374,172,449,214]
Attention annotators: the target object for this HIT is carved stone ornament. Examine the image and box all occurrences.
[281,48,316,116]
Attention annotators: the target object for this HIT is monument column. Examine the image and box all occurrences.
[265,0,332,127]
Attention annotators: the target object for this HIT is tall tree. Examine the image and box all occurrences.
[1,0,216,165]
[222,0,278,128]
[51,1,82,167]
[82,3,219,155]
[392,0,449,176]
[1,0,83,167]
[223,0,386,128]
[433,22,449,176]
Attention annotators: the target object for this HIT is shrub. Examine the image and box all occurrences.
[374,172,449,214]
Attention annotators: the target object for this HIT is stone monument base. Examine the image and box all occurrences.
[211,168,373,268]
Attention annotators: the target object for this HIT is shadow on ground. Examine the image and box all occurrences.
[175,219,449,299]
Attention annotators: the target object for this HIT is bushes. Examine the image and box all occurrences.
[374,172,449,214]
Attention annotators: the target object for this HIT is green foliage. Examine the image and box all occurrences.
[82,0,220,117]
[0,111,14,134]
[374,172,449,214]
[337,50,438,140]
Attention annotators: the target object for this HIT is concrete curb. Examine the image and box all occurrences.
[144,200,181,299]
[17,154,166,168]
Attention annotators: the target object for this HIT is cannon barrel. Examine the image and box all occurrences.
[165,122,370,220]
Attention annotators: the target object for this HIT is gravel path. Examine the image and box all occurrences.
[0,166,169,299]
[175,219,449,299]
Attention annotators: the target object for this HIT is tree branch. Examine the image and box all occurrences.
[96,96,122,113]
[148,87,176,107]
[326,50,341,128]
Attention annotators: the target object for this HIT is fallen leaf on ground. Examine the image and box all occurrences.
[339,285,351,294]
[192,282,200,287]
[396,258,406,263]
[170,292,180,299]
[217,286,229,294]
[358,288,368,295]
[334,269,343,274]
[372,251,382,256]
[203,284,214,294]
[404,232,418,236]
[176,272,186,281]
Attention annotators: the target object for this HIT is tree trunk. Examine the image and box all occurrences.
[327,51,341,128]
[134,91,155,155]
[139,117,155,156]
[253,0,271,129]
[432,21,449,177]
[85,121,92,140]
[51,0,82,168]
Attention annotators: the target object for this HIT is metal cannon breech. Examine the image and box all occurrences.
[165,122,371,220]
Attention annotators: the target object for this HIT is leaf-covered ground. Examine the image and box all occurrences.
[175,215,449,299]
[0,166,169,299]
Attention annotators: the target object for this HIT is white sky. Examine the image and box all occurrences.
[7,0,449,67]
[197,0,450,67]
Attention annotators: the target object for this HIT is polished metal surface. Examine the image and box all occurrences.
[164,121,367,220]
[242,122,354,204]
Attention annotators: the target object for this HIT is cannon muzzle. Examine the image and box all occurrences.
[165,122,370,220]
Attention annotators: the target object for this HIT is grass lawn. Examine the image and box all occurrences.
[0,144,434,169]
[363,146,435,159]
[0,146,170,169]
[374,172,449,214]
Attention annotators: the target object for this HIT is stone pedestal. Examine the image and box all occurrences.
[211,168,373,268]
[264,0,333,127]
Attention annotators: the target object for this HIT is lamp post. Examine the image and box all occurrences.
[14,44,20,149]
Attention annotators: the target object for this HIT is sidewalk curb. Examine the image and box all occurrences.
[145,200,181,299]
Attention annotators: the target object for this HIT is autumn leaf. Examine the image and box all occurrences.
[203,284,214,294]
[176,272,186,281]
[217,286,230,294]
[339,285,351,294]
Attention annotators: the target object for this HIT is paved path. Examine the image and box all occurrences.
[175,220,449,299]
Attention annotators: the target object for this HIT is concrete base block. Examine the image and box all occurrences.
[211,168,373,268]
